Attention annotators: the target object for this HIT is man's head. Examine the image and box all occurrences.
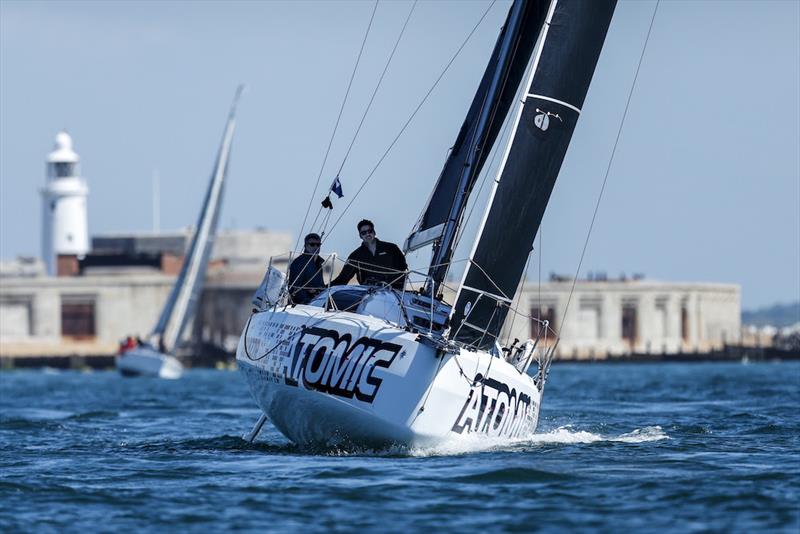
[303,233,321,255]
[357,219,375,246]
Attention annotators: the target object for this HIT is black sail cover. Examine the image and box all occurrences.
[451,0,617,349]
[404,0,548,253]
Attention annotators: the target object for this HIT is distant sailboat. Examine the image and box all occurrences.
[238,0,616,446]
[117,87,243,379]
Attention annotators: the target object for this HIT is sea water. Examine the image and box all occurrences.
[1,362,797,532]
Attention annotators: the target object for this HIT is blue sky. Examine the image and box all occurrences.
[1,0,798,309]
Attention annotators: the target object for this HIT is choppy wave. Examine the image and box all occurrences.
[2,365,797,532]
[612,426,669,443]
[448,467,572,483]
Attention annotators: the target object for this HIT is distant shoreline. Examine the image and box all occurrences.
[1,345,797,372]
[557,346,799,364]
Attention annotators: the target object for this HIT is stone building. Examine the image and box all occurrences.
[0,273,174,357]
[1,236,742,363]
[0,229,291,360]
[501,277,741,359]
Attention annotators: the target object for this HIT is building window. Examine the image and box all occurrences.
[681,304,689,342]
[621,304,637,346]
[654,297,668,340]
[61,296,96,339]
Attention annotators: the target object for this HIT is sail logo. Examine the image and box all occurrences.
[451,373,536,437]
[283,326,401,404]
[534,108,562,132]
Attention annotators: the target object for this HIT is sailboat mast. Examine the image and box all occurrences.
[151,86,244,352]
[425,0,527,298]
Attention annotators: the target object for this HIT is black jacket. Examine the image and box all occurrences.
[288,253,325,304]
[331,239,407,290]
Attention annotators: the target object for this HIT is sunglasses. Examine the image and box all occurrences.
[306,242,321,247]
[359,229,374,236]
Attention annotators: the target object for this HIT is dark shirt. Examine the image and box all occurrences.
[288,253,325,304]
[331,239,408,290]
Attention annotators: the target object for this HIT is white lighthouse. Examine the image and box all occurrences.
[41,131,89,276]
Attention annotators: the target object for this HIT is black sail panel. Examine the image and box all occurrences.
[451,0,617,349]
[405,0,548,252]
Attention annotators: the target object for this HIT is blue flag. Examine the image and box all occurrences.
[330,176,344,198]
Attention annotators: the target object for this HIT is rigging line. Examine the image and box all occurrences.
[295,0,380,252]
[335,0,418,178]
[466,258,511,300]
[504,248,533,345]
[560,0,660,332]
[321,0,499,244]
[453,108,514,248]
[308,205,325,239]
[315,208,334,241]
[476,301,501,347]
[499,300,556,335]
[538,223,541,324]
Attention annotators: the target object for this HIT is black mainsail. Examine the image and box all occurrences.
[405,0,548,281]
[449,0,617,350]
[151,87,243,353]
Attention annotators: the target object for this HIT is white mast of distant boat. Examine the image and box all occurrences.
[117,86,244,378]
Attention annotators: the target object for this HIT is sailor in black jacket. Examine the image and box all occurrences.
[288,233,326,304]
[331,219,407,290]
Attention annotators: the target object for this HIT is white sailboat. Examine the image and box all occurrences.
[237,0,616,446]
[117,87,243,379]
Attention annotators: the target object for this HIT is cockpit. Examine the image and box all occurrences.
[306,285,451,334]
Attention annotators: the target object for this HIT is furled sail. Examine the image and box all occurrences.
[450,0,617,350]
[151,86,244,353]
[404,0,548,257]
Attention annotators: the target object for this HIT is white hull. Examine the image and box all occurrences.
[116,347,184,379]
[236,302,542,447]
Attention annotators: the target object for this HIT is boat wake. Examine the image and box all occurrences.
[526,424,669,445]
[399,425,669,457]
[303,425,669,457]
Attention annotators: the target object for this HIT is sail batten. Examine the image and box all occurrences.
[449,0,617,350]
[526,93,582,113]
